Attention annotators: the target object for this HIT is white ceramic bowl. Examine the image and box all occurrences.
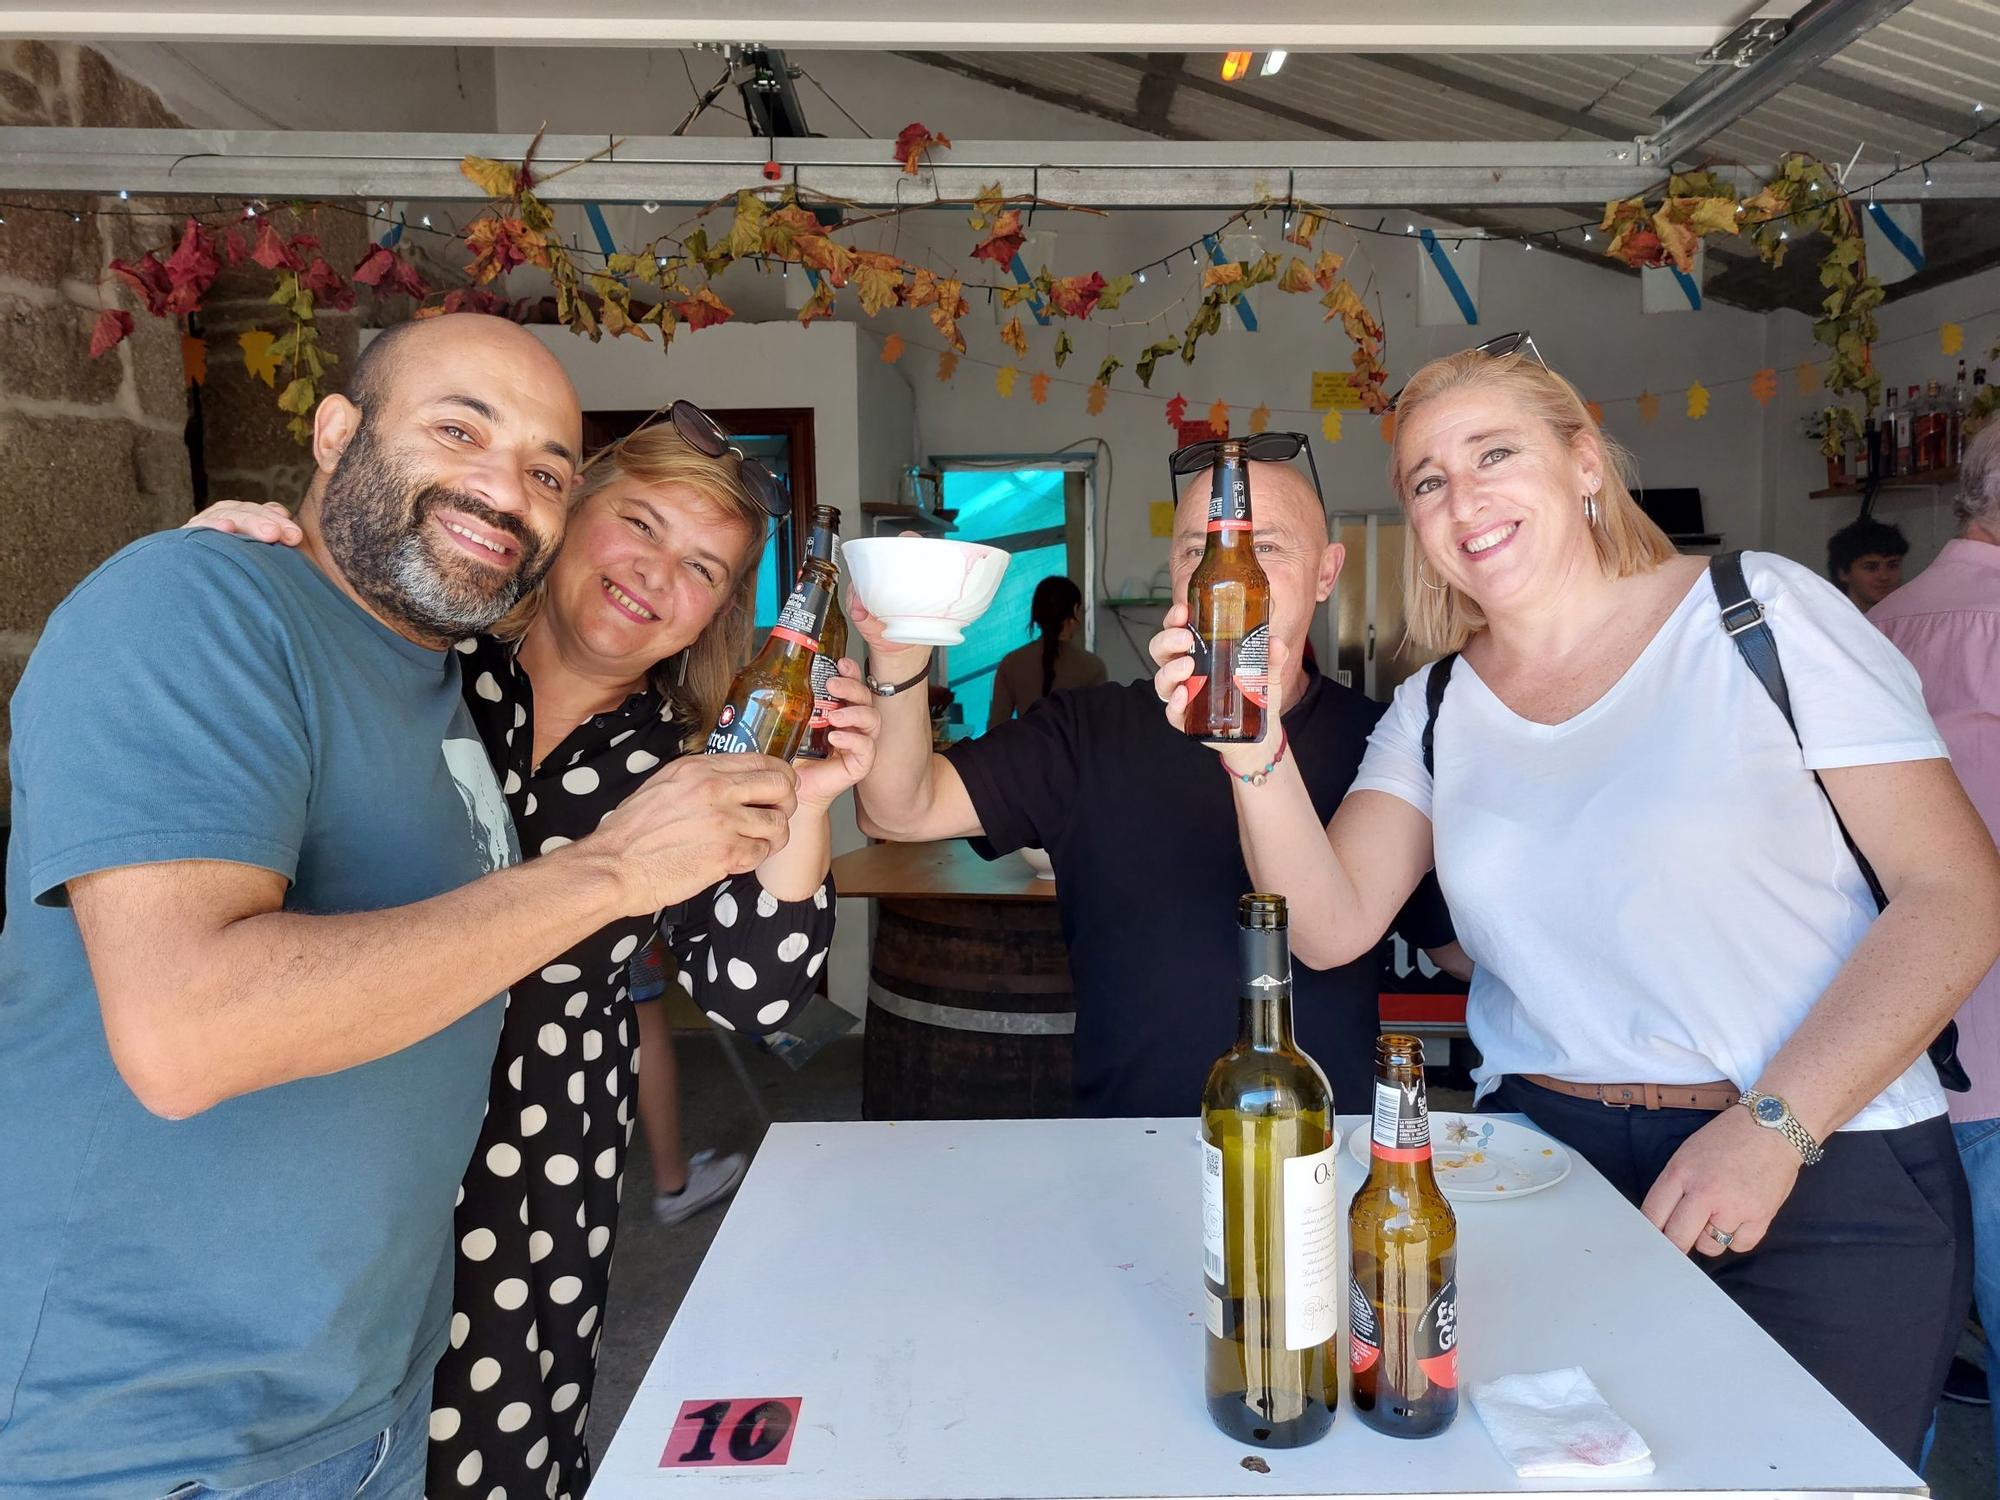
[842,537,1010,646]
[1020,846,1055,880]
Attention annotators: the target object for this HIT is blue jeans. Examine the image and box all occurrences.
[1956,1117,2000,1492]
[162,1378,431,1500]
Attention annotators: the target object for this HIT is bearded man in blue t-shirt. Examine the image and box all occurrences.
[0,315,785,1497]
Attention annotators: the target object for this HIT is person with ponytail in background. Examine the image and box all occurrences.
[989,575,1106,724]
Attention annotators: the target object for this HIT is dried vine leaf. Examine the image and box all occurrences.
[894,122,951,174]
[972,209,1026,268]
[1094,272,1136,311]
[1053,331,1074,367]
[999,315,1029,358]
[1135,338,1179,389]
[1094,356,1123,386]
[89,308,134,358]
[725,191,769,260]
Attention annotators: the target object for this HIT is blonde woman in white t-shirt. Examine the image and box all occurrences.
[1149,341,2000,1466]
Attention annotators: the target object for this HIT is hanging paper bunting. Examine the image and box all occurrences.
[1861,203,1925,287]
[1943,323,1965,356]
[181,334,208,387]
[995,365,1017,398]
[1207,398,1230,434]
[1416,229,1480,327]
[1085,383,1107,416]
[880,333,904,363]
[1249,404,1271,435]
[1637,390,1660,425]
[1749,368,1778,406]
[1322,408,1343,442]
[1795,362,1822,395]
[1687,382,1711,420]
[1585,400,1604,427]
[239,330,280,387]
[937,350,959,382]
[1165,393,1189,429]
[1380,410,1396,445]
[1030,371,1051,405]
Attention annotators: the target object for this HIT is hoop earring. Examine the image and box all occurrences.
[1416,556,1449,592]
[1583,490,1601,527]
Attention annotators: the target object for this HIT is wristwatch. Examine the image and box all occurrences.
[1737,1089,1825,1167]
[866,661,933,698]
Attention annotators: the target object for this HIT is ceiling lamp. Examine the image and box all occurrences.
[1221,51,1253,82]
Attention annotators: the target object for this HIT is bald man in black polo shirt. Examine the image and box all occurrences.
[853,457,1464,1117]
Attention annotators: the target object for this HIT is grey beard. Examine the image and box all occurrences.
[379,527,526,639]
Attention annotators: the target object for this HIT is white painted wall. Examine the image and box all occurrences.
[98,41,498,130]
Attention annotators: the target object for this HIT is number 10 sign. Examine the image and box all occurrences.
[661,1397,802,1469]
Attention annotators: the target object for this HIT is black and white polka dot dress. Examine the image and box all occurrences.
[427,634,833,1499]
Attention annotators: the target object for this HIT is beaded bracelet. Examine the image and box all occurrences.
[1224,731,1289,787]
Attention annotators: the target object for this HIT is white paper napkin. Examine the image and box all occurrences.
[1469,1367,1656,1478]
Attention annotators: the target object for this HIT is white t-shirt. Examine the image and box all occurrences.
[1351,552,1951,1132]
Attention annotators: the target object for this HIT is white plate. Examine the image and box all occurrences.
[1347,1112,1571,1201]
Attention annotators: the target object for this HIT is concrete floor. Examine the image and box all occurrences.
[584,1034,1994,1498]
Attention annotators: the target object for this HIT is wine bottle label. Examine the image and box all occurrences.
[1200,1138,1225,1287]
[1282,1144,1339,1351]
[704,701,764,757]
[1348,1278,1381,1374]
[1372,1078,1432,1161]
[1205,1286,1226,1338]
[1206,465,1251,532]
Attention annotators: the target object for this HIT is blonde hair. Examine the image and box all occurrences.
[1390,349,1675,655]
[495,421,767,748]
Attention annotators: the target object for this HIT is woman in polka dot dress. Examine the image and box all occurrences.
[430,420,873,1499]
[187,410,873,1500]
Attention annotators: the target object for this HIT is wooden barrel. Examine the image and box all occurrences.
[862,895,1074,1119]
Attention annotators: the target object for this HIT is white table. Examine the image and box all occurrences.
[596,1117,1923,1500]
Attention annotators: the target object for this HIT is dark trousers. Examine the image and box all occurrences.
[1485,1076,1972,1469]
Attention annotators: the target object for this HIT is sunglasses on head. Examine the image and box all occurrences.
[1167,430,1328,514]
[1386,330,1548,412]
[616,398,791,523]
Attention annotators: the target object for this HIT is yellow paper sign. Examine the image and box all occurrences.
[1149,501,1175,538]
[1943,323,1965,356]
[1312,371,1366,410]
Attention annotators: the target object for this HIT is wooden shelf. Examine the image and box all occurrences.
[1811,465,1959,498]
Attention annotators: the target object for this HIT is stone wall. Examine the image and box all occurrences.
[0,43,367,805]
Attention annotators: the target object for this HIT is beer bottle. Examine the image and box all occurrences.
[1185,441,1272,743]
[705,542,838,761]
[1202,894,1338,1448]
[799,506,848,762]
[1349,1034,1459,1439]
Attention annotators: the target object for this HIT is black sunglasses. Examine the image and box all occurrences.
[1386,330,1547,412]
[664,400,791,520]
[1167,430,1327,513]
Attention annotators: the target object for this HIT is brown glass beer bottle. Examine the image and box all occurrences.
[705,543,838,762]
[1185,440,1271,743]
[1349,1033,1459,1438]
[799,506,848,762]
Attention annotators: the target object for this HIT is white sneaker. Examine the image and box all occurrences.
[653,1149,748,1226]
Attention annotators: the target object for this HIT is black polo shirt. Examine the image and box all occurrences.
[945,664,1454,1117]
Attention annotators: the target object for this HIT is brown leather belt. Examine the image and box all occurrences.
[1522,1074,1742,1112]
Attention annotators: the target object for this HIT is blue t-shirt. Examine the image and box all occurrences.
[0,532,518,1494]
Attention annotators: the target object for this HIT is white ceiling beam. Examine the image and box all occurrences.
[0,4,1775,52]
[4,128,1990,206]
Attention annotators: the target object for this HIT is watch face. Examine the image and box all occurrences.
[1753,1096,1786,1125]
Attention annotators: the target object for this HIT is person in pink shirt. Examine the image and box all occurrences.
[1872,419,2000,1447]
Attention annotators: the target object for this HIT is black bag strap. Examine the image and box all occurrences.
[1708,552,1888,912]
[1420,651,1459,778]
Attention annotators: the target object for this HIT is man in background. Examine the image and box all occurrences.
[1829,515,1910,610]
[1871,420,2000,1442]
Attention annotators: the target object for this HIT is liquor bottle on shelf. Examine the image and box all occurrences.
[1881,388,1901,479]
[1855,409,1874,486]
[1898,385,1919,476]
[798,505,848,762]
[1918,379,1945,473]
[1202,893,1338,1448]
[1350,1034,1459,1439]
[705,543,838,761]
[1952,360,1970,467]
[1185,440,1272,745]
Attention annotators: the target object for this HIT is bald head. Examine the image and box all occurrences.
[351,313,578,427]
[1169,457,1341,700]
